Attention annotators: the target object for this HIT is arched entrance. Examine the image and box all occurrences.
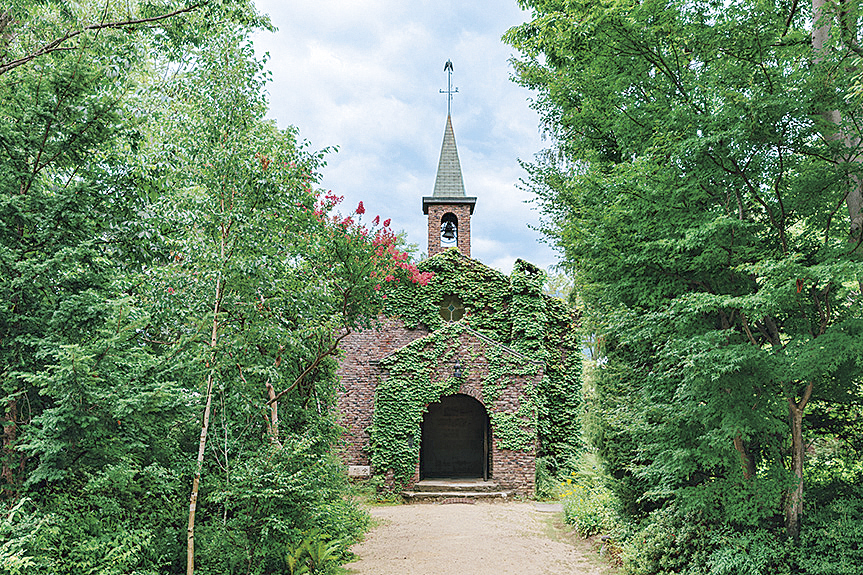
[420,394,490,480]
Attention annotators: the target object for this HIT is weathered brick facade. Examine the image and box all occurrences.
[336,320,541,496]
[406,328,540,496]
[425,203,473,257]
[336,318,429,467]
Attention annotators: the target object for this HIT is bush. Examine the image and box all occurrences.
[534,456,559,500]
[705,528,792,575]
[799,490,863,575]
[619,505,796,575]
[561,475,619,536]
[620,506,710,575]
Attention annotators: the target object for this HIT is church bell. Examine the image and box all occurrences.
[442,221,456,240]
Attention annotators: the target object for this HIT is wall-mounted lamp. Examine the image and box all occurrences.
[453,358,463,379]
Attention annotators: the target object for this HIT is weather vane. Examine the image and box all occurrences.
[440,59,458,117]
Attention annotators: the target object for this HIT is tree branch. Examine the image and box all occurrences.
[267,287,356,406]
[0,4,202,76]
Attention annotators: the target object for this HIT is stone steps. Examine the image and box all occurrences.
[402,479,514,501]
[402,490,514,501]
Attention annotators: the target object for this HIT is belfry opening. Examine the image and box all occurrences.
[420,394,491,480]
[440,212,458,246]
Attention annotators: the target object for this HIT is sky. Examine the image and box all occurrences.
[250,0,557,274]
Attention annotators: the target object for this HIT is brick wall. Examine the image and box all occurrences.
[427,203,472,257]
[383,328,541,496]
[335,318,429,466]
[338,320,541,496]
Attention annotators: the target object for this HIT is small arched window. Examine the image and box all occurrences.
[439,294,465,322]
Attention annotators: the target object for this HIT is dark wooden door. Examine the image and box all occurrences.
[420,394,488,479]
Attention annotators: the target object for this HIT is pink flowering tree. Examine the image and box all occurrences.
[131,37,432,574]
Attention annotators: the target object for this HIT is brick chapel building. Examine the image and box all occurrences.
[335,111,580,497]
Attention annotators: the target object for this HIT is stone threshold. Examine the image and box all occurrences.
[403,478,515,501]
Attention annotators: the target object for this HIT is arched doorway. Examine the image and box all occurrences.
[420,394,490,480]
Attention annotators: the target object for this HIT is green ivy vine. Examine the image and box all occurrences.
[367,322,544,489]
[367,322,464,488]
[373,249,582,480]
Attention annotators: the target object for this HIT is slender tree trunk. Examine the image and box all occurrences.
[733,432,756,480]
[187,273,223,575]
[813,0,863,238]
[1,398,22,497]
[265,379,281,447]
[785,382,813,540]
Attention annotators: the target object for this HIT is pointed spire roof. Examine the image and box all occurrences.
[433,115,466,198]
[422,114,476,215]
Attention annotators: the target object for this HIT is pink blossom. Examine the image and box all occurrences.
[356,201,365,215]
[383,218,391,227]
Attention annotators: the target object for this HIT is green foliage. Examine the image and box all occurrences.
[619,505,796,575]
[506,0,863,554]
[380,250,582,477]
[607,476,863,575]
[798,484,863,575]
[703,529,794,575]
[195,444,366,575]
[558,451,620,536]
[482,345,541,450]
[0,3,400,574]
[533,456,558,500]
[282,531,345,575]
[619,507,711,575]
[561,478,618,537]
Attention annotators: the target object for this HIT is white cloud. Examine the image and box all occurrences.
[252,0,558,273]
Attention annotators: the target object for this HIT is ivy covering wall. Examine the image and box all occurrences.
[375,249,582,479]
[368,321,543,488]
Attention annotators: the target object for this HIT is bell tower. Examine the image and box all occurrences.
[423,61,476,257]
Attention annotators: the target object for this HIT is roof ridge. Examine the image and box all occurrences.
[379,321,544,365]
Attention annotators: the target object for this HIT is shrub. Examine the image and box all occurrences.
[561,475,619,536]
[534,456,559,500]
[621,506,723,575]
[705,528,792,575]
[799,490,863,575]
[619,505,796,575]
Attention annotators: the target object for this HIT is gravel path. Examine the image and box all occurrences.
[346,501,617,575]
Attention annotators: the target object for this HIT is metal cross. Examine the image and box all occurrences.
[440,59,458,116]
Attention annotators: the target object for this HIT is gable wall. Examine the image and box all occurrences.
[336,317,429,467]
[376,328,541,496]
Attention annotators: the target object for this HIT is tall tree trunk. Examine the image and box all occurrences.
[1,397,24,498]
[813,0,863,238]
[187,273,223,575]
[785,382,813,540]
[265,379,281,447]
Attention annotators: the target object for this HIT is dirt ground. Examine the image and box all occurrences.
[346,501,618,575]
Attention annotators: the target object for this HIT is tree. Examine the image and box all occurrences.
[131,33,430,573]
[1,3,426,573]
[505,0,863,547]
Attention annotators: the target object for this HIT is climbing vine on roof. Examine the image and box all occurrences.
[376,249,583,477]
